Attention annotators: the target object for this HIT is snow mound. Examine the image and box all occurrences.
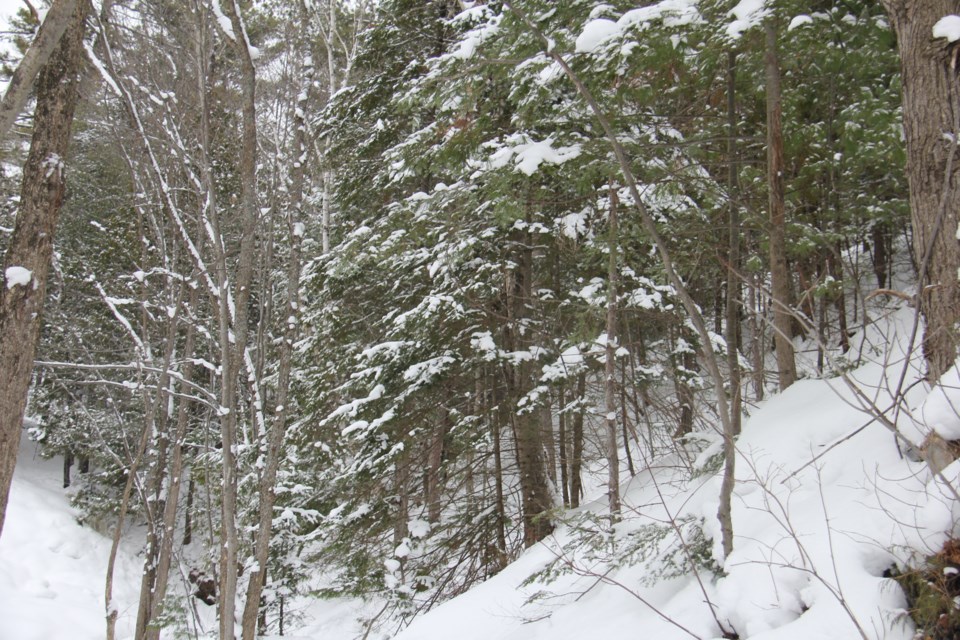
[921,363,960,440]
[934,15,960,43]
[5,265,32,289]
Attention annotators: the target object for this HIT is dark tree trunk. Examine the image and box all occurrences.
[569,372,586,509]
[63,453,73,489]
[0,0,88,539]
[872,222,891,290]
[183,473,194,547]
[557,384,569,507]
[603,184,621,516]
[883,0,960,381]
[726,50,743,436]
[766,21,797,391]
[503,232,553,546]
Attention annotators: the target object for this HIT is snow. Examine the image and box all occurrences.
[0,436,375,640]
[210,0,237,41]
[934,16,960,43]
[390,306,950,640]
[0,438,140,640]
[575,1,699,53]
[727,0,768,40]
[448,7,500,61]
[787,15,814,31]
[5,265,32,289]
[576,19,619,53]
[921,362,960,440]
[487,136,582,176]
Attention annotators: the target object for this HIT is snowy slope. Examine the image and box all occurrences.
[2,304,956,640]
[391,305,957,640]
[0,437,375,640]
[0,437,141,640]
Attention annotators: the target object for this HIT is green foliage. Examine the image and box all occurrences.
[893,539,960,640]
[524,511,720,590]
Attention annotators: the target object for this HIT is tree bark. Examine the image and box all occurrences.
[0,0,88,540]
[142,289,198,640]
[604,184,621,516]
[726,50,743,436]
[883,0,960,382]
[0,0,80,142]
[765,21,797,391]
[238,43,311,640]
[212,2,263,636]
[569,372,585,509]
[717,48,743,562]
[557,383,569,507]
[503,227,553,546]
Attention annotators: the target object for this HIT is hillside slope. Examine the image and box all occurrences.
[0,438,141,640]
[392,305,956,640]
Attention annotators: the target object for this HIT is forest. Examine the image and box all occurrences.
[0,1,959,639]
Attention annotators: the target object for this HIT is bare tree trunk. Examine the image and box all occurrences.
[62,452,73,488]
[504,228,554,546]
[143,289,199,640]
[425,417,446,525]
[540,399,556,486]
[765,21,797,392]
[569,372,585,509]
[718,50,743,562]
[604,184,621,516]
[105,413,151,640]
[491,380,507,567]
[726,49,742,438]
[0,0,88,540]
[557,384,569,507]
[211,2,263,635]
[883,0,960,381]
[750,269,765,400]
[134,294,183,640]
[238,18,305,640]
[183,473,194,546]
[619,366,635,476]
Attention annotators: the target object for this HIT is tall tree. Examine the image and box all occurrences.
[0,0,88,539]
[765,20,797,391]
[883,0,960,382]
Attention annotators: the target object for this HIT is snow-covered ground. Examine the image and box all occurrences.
[0,437,141,640]
[0,435,372,639]
[2,301,958,640]
[391,304,958,640]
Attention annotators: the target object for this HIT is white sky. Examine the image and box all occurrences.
[0,0,20,24]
